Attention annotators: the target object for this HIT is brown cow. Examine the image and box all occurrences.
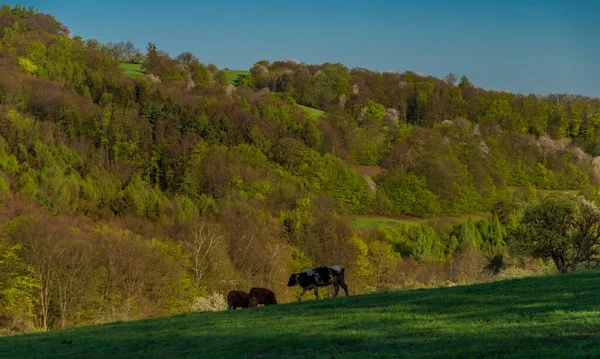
[227,290,250,310]
[248,287,278,307]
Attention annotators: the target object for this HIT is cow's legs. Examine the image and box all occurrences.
[297,288,308,302]
[333,284,340,297]
[313,287,319,300]
[340,282,349,296]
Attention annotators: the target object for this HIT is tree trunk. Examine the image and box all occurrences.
[551,252,568,273]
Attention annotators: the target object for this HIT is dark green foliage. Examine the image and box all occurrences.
[510,195,600,273]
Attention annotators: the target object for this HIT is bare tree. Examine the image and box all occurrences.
[10,217,68,330]
[180,221,225,291]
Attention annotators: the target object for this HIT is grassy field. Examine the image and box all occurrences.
[1,271,598,358]
[350,213,490,230]
[298,104,325,119]
[351,215,425,229]
[508,186,579,197]
[224,69,249,86]
[119,63,146,78]
[118,64,248,86]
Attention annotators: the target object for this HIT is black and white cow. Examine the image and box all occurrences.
[287,265,349,302]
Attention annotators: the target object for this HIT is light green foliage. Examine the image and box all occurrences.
[214,70,228,86]
[26,40,46,64]
[476,215,506,254]
[14,170,38,200]
[0,175,8,201]
[290,246,312,273]
[171,195,199,223]
[320,154,370,213]
[6,110,36,134]
[181,139,210,201]
[453,219,483,249]
[197,194,218,215]
[190,62,212,87]
[121,175,168,221]
[349,237,374,292]
[409,224,445,261]
[380,171,441,217]
[18,57,37,74]
[382,224,444,261]
[351,128,388,165]
[358,101,385,128]
[149,238,194,314]
[0,241,37,335]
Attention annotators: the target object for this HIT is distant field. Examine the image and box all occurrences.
[354,165,385,177]
[350,213,490,230]
[1,270,598,358]
[119,63,145,78]
[508,186,579,197]
[351,215,424,229]
[297,104,325,119]
[224,69,249,86]
[119,64,248,86]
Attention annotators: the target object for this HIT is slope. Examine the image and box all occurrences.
[1,270,598,359]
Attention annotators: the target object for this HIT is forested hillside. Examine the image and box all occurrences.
[0,5,599,334]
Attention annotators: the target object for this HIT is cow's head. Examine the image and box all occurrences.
[287,273,299,286]
[248,296,258,308]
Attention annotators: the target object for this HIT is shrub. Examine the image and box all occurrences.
[192,292,227,312]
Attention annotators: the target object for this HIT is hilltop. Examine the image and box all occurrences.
[0,270,598,358]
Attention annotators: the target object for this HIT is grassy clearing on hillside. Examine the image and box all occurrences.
[508,186,579,197]
[352,215,424,229]
[224,69,249,85]
[353,165,384,177]
[1,271,598,358]
[351,213,490,230]
[119,63,145,78]
[297,104,325,119]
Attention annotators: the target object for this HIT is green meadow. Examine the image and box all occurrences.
[1,270,598,358]
[119,63,146,78]
[351,215,425,229]
[118,64,248,86]
[297,104,325,119]
[224,69,249,85]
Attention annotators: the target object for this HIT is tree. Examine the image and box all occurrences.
[445,73,458,85]
[178,220,227,293]
[7,216,71,330]
[189,62,212,88]
[0,240,37,334]
[357,101,385,128]
[175,52,198,65]
[510,195,600,273]
[458,75,472,88]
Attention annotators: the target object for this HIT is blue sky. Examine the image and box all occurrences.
[10,0,600,97]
